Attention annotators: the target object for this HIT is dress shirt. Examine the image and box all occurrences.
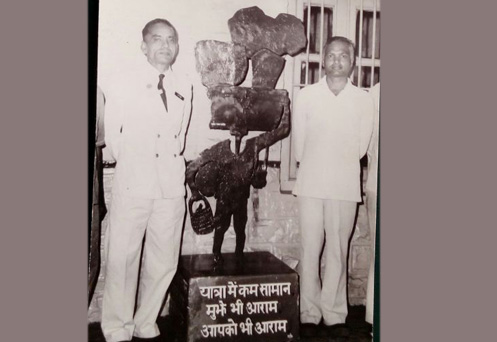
[292,77,374,202]
[104,62,192,199]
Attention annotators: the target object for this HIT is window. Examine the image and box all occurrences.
[297,1,335,88]
[303,6,334,55]
[353,9,380,88]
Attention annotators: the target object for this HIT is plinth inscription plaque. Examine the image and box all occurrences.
[170,252,299,342]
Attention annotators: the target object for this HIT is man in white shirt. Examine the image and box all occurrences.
[101,18,192,342]
[292,36,374,338]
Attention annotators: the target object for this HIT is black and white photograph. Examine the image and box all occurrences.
[88,1,381,341]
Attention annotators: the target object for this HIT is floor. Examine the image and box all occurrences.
[88,305,373,342]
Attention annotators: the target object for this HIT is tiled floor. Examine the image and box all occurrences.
[88,305,373,342]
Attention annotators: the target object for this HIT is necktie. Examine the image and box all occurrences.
[158,74,168,112]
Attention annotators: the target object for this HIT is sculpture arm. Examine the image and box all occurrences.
[254,100,291,153]
[186,158,205,201]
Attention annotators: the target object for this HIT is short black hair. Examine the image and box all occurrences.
[142,18,178,42]
[323,36,356,66]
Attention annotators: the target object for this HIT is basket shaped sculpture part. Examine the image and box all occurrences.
[188,196,214,235]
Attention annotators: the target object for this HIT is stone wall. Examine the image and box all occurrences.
[88,165,373,322]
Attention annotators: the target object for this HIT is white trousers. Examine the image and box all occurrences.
[365,191,377,324]
[101,194,185,342]
[298,196,357,326]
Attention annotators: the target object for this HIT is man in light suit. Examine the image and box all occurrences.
[292,36,374,339]
[101,18,192,342]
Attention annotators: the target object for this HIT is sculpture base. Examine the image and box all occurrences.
[169,251,299,341]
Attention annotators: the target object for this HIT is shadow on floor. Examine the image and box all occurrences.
[88,305,372,342]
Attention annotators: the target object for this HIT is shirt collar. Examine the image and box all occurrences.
[141,60,174,84]
[319,76,353,96]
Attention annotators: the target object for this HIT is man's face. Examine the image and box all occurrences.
[323,41,354,78]
[141,23,178,69]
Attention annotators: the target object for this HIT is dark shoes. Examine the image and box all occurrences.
[300,322,350,339]
[300,323,319,338]
[356,322,373,337]
[132,336,162,342]
[324,323,350,338]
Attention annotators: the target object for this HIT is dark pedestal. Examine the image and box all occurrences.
[170,252,299,342]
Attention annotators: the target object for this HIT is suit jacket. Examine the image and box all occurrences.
[104,62,193,199]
